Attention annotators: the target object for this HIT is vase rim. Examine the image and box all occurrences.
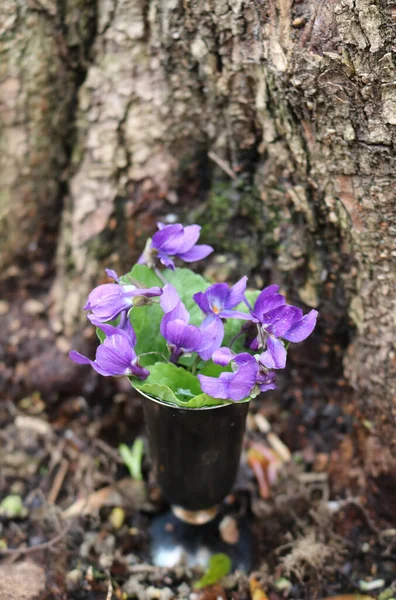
[134,387,250,411]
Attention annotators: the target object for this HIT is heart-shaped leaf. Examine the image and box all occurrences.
[131,362,233,408]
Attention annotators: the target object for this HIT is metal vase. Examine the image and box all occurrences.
[141,392,249,523]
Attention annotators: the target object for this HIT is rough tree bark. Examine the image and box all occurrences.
[1,1,395,453]
[0,0,96,266]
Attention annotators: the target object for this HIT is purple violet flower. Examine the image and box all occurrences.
[139,223,213,270]
[69,322,149,379]
[245,285,318,368]
[193,277,249,320]
[195,316,225,361]
[160,284,224,362]
[198,348,277,401]
[160,284,202,362]
[192,277,249,360]
[84,269,162,322]
[89,312,136,342]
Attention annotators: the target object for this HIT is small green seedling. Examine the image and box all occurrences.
[119,438,144,480]
[194,553,232,589]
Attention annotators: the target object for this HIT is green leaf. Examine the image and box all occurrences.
[131,362,231,408]
[119,438,144,480]
[126,266,211,362]
[128,264,163,288]
[133,362,200,403]
[96,327,106,343]
[163,268,211,325]
[131,303,168,366]
[197,360,231,377]
[194,553,232,589]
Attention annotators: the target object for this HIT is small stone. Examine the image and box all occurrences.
[98,553,114,570]
[10,481,25,495]
[50,318,63,333]
[0,562,45,600]
[23,299,46,316]
[9,319,21,331]
[38,328,51,339]
[177,583,191,597]
[109,507,125,529]
[146,586,174,600]
[66,569,83,591]
[15,415,51,436]
[94,534,115,555]
[79,532,96,558]
[56,336,71,353]
[0,301,10,315]
[5,265,21,278]
[219,516,240,544]
[292,16,306,27]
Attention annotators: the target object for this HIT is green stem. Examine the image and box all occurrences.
[139,351,169,363]
[229,329,244,349]
[191,355,200,376]
[154,268,167,285]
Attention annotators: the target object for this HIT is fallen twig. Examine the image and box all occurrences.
[63,478,147,518]
[48,458,69,504]
[0,519,72,556]
[208,151,237,180]
[106,578,113,600]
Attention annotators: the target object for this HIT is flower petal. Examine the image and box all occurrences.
[263,305,302,337]
[220,309,251,320]
[84,284,133,321]
[105,269,120,282]
[160,284,182,314]
[102,331,135,362]
[164,319,202,352]
[152,224,184,253]
[89,315,137,346]
[175,224,201,253]
[160,299,190,338]
[226,276,248,308]
[69,348,126,377]
[257,370,277,392]
[130,360,150,380]
[128,286,163,299]
[158,253,176,270]
[259,382,277,392]
[212,347,235,366]
[199,354,258,402]
[69,350,91,366]
[255,284,280,300]
[260,337,287,369]
[283,309,318,343]
[205,283,229,314]
[254,291,286,320]
[224,359,258,401]
[193,291,211,315]
[198,372,234,400]
[178,244,213,262]
[233,353,258,368]
[197,317,224,360]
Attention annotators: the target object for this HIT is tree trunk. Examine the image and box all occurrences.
[1,1,395,453]
[0,0,96,267]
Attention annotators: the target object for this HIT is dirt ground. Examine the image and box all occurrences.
[0,270,395,600]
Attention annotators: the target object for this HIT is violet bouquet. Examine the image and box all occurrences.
[70,223,318,408]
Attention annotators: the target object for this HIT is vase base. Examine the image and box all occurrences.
[171,504,219,525]
[149,509,251,572]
